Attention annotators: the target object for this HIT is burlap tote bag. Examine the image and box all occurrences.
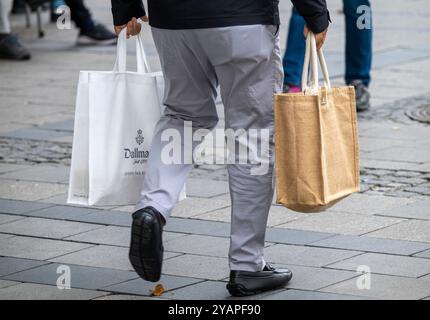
[274,32,360,213]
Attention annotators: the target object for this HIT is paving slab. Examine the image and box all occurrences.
[358,137,404,152]
[165,217,230,237]
[0,127,71,141]
[4,263,138,290]
[362,147,430,163]
[413,249,430,259]
[327,193,415,215]
[265,227,335,246]
[0,236,93,260]
[0,217,103,239]
[171,197,230,218]
[0,283,108,300]
[264,244,362,268]
[375,200,430,220]
[0,165,70,183]
[164,234,230,258]
[65,225,131,247]
[0,280,20,289]
[0,199,54,214]
[39,119,74,132]
[366,220,430,242]
[196,206,304,227]
[49,244,181,271]
[186,178,229,198]
[0,257,49,277]
[0,180,68,201]
[104,275,202,297]
[261,289,366,300]
[326,253,430,278]
[320,274,430,300]
[162,254,229,280]
[93,294,162,300]
[38,193,69,205]
[76,210,132,227]
[278,211,404,236]
[22,205,98,220]
[361,159,424,171]
[310,234,430,256]
[0,213,25,225]
[283,264,358,291]
[0,164,31,174]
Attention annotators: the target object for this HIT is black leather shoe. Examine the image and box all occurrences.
[227,264,292,297]
[129,207,164,282]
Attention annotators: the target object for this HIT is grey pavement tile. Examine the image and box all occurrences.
[39,119,74,132]
[0,213,25,225]
[320,274,430,300]
[410,162,430,173]
[360,124,430,142]
[414,249,430,259]
[358,137,404,153]
[327,253,430,278]
[362,147,430,163]
[0,233,13,240]
[0,217,104,239]
[4,263,138,290]
[361,159,421,171]
[165,217,230,237]
[0,127,71,141]
[104,275,202,297]
[76,210,133,227]
[66,226,131,247]
[0,236,93,260]
[0,180,68,201]
[264,244,362,268]
[0,199,54,214]
[261,289,366,300]
[0,165,70,183]
[164,234,230,258]
[24,205,98,220]
[310,234,430,256]
[0,280,20,289]
[38,193,69,205]
[171,197,230,218]
[0,257,49,277]
[376,200,430,220]
[186,178,229,198]
[0,283,108,300]
[163,254,229,280]
[277,212,404,236]
[93,294,162,300]
[366,220,430,243]
[49,244,182,271]
[166,281,233,300]
[196,205,304,228]
[285,264,358,291]
[0,164,31,174]
[327,193,415,215]
[265,228,335,246]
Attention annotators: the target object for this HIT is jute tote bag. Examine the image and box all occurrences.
[274,32,360,213]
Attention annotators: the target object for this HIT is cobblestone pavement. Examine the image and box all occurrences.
[0,0,429,300]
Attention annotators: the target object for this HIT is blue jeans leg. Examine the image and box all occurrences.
[344,0,372,86]
[282,8,306,87]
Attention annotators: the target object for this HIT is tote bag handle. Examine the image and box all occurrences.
[113,25,151,74]
[301,32,331,93]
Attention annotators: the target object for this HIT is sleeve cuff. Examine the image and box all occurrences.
[111,1,146,26]
[305,11,331,34]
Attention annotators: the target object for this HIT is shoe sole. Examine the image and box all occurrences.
[129,210,163,282]
[227,273,293,297]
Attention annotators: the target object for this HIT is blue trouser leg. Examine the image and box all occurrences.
[282,8,306,87]
[344,0,372,86]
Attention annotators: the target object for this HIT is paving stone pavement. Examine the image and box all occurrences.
[0,0,429,300]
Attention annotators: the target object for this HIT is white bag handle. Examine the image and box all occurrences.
[301,32,331,93]
[113,27,151,74]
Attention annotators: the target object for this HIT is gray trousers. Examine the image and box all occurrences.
[0,0,12,34]
[136,25,283,272]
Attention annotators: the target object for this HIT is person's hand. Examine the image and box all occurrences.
[114,16,148,38]
[304,26,328,50]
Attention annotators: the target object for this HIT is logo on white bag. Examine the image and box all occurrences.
[136,129,144,145]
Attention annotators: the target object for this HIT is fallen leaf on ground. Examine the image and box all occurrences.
[151,283,165,297]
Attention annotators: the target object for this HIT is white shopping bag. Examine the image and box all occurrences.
[68,29,185,206]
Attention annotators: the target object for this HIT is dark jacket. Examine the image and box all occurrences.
[111,0,329,34]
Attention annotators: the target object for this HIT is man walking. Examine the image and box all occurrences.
[111,0,329,296]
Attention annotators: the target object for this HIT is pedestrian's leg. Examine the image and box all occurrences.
[344,0,372,86]
[201,25,283,272]
[0,0,13,34]
[64,0,94,31]
[282,8,306,89]
[135,28,219,222]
